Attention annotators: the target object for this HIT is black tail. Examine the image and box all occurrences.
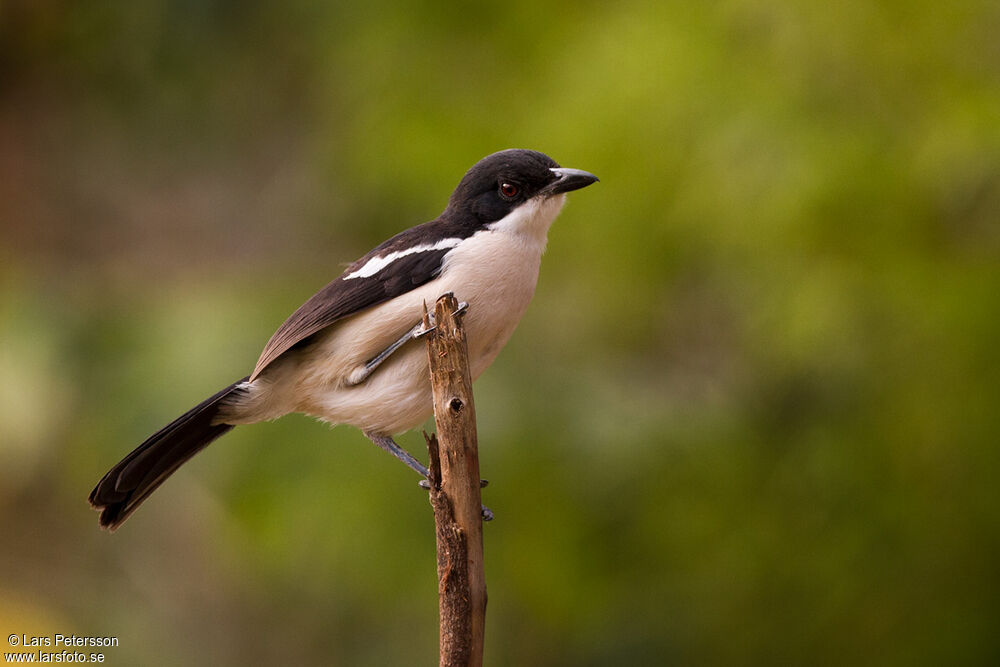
[89,377,249,531]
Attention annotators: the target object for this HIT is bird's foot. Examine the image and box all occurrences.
[414,301,469,338]
[418,478,494,521]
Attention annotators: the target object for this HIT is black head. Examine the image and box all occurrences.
[446,149,598,224]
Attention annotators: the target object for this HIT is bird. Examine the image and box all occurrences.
[89,148,598,530]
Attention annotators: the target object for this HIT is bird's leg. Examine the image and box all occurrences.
[414,300,468,338]
[364,431,429,477]
[364,430,493,521]
[348,301,470,386]
[360,301,491,518]
[347,301,469,387]
[347,322,424,387]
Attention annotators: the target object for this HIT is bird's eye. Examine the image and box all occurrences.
[499,183,519,199]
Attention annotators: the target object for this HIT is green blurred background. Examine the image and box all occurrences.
[2,1,999,664]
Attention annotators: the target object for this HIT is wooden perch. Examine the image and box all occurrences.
[422,293,487,667]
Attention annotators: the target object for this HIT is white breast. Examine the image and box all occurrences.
[225,194,567,435]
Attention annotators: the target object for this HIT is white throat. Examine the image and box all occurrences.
[486,194,567,246]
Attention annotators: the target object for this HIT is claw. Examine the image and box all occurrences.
[418,478,493,521]
[413,323,436,338]
[418,479,488,489]
[415,301,467,338]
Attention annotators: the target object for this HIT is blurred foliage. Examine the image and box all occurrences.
[2,0,1000,664]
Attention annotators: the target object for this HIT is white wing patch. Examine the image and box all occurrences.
[343,237,463,280]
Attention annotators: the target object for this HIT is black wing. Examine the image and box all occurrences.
[249,245,451,380]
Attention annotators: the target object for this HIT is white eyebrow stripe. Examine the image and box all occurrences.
[343,237,463,280]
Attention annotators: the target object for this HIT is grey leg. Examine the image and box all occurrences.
[363,430,494,522]
[364,431,429,477]
[347,323,424,386]
[348,301,470,386]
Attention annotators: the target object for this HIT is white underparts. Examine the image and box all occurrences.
[344,237,463,280]
[221,192,570,434]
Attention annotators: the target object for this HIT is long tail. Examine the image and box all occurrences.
[89,377,249,531]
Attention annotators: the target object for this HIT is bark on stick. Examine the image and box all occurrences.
[422,292,486,667]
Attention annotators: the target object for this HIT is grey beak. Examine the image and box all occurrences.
[545,167,599,195]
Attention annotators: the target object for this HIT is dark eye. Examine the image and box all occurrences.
[499,182,519,199]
